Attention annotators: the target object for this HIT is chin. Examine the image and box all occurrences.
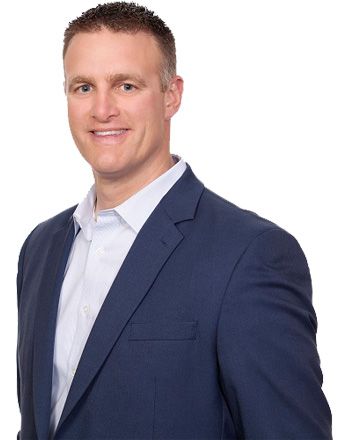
[93,166,121,176]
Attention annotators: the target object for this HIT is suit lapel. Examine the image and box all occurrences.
[56,205,184,432]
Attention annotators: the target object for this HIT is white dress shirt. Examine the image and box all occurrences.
[49,154,187,435]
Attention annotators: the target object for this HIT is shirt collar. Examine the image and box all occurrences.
[73,154,186,240]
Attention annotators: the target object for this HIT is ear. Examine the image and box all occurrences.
[164,75,184,120]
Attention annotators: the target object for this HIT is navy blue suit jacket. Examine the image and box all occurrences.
[17,163,332,439]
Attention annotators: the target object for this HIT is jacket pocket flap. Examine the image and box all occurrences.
[129,320,198,341]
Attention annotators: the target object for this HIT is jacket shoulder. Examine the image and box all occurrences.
[199,187,309,271]
[23,204,78,244]
[200,187,283,239]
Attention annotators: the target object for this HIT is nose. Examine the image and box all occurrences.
[91,91,120,121]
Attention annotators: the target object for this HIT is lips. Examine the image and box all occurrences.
[92,128,127,136]
[89,128,130,144]
[91,129,129,136]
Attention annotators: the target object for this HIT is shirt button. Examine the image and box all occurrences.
[83,305,89,315]
[96,247,105,255]
[72,367,76,375]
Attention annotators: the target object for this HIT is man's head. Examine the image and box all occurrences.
[63,2,183,185]
[63,2,176,92]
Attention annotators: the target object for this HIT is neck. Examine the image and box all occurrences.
[93,152,175,215]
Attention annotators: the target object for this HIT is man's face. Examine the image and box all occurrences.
[64,29,182,181]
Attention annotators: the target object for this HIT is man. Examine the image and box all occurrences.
[16,2,332,439]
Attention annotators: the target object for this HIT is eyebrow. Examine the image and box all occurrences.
[67,73,147,92]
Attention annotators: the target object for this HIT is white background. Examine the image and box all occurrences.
[1,0,346,438]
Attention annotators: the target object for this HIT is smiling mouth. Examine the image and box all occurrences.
[92,129,129,137]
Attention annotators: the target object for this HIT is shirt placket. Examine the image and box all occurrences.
[66,211,116,384]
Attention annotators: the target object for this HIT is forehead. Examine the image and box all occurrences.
[64,29,163,78]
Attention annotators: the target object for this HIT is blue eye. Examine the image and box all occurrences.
[79,84,91,93]
[121,83,135,92]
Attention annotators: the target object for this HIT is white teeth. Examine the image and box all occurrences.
[93,130,127,136]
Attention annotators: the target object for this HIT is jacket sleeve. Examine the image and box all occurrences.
[217,228,332,439]
[16,227,38,428]
[16,235,28,412]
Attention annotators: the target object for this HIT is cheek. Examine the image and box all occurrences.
[132,96,166,134]
[67,100,88,128]
[132,91,165,118]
